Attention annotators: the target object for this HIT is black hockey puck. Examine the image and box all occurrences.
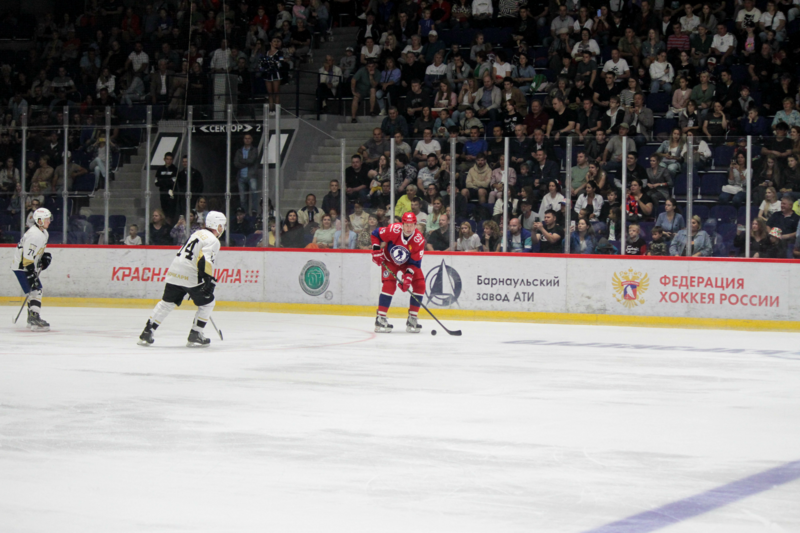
[431,329,437,336]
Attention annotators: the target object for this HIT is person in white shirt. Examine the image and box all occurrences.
[360,36,382,63]
[736,0,762,31]
[649,51,674,93]
[680,132,712,171]
[124,224,142,245]
[602,49,630,82]
[680,3,701,33]
[759,0,786,41]
[125,42,149,75]
[209,39,232,72]
[710,23,736,64]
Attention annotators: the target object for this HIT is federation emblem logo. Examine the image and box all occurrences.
[299,260,330,297]
[425,259,462,307]
[389,245,410,265]
[612,268,650,308]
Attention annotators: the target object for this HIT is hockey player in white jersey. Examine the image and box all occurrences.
[11,208,53,331]
[138,211,226,347]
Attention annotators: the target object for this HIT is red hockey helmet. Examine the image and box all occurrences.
[402,212,417,225]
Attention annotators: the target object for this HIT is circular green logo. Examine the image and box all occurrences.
[299,260,330,296]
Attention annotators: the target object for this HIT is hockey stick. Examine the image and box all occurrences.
[209,316,223,340]
[12,268,41,324]
[12,293,30,324]
[382,262,462,336]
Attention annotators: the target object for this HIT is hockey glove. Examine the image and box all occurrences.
[39,252,52,271]
[202,275,217,298]
[371,245,384,267]
[401,269,414,292]
[25,265,41,292]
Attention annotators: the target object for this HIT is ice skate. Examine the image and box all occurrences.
[27,311,50,332]
[375,315,393,333]
[187,329,211,347]
[138,321,155,346]
[406,315,422,333]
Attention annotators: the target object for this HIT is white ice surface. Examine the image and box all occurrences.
[1,307,799,532]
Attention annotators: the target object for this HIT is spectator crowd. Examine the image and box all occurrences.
[1,0,800,257]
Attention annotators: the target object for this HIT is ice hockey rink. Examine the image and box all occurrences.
[1,306,799,532]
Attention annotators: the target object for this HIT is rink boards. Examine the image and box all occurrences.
[1,245,799,330]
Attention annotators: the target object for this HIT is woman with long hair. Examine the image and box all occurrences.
[719,152,749,209]
[702,101,728,140]
[368,154,391,192]
[733,217,771,257]
[413,106,435,136]
[641,29,665,69]
[755,154,783,199]
[603,95,626,135]
[759,186,781,219]
[433,80,457,121]
[149,208,173,245]
[574,180,604,217]
[667,76,691,119]
[654,197,686,241]
[457,221,482,251]
[586,161,607,193]
[480,220,502,252]
[457,77,479,113]
[281,209,305,248]
[357,214,380,249]
[679,99,701,136]
[656,127,686,174]
[570,217,597,254]
[670,215,712,256]
[619,77,641,110]
[538,181,565,222]
[333,217,357,249]
[261,37,284,114]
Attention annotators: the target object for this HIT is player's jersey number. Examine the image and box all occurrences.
[177,238,199,261]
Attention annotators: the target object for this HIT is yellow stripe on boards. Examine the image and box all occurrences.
[1,296,799,332]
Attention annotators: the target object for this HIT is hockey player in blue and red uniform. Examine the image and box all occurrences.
[371,212,426,333]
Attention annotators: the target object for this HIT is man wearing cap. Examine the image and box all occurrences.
[710,23,735,65]
[231,207,254,236]
[602,123,636,174]
[519,200,538,231]
[423,31,446,64]
[547,5,574,47]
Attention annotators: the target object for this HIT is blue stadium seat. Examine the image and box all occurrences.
[736,205,759,224]
[229,233,246,247]
[6,231,20,242]
[245,233,262,247]
[88,215,105,231]
[654,118,677,137]
[710,205,737,224]
[714,145,735,168]
[672,172,687,197]
[109,215,126,230]
[691,204,709,221]
[700,173,724,197]
[647,92,670,113]
[638,145,658,166]
[48,232,63,244]
[730,65,747,84]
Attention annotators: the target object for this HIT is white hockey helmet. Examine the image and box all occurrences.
[205,211,227,236]
[33,207,52,227]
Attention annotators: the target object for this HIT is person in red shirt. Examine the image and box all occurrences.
[371,212,427,333]
[251,5,270,32]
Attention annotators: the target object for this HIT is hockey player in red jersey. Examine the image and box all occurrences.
[371,212,426,333]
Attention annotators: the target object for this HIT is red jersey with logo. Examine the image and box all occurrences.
[371,223,426,275]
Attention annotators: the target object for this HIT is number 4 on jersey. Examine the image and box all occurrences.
[177,239,198,260]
